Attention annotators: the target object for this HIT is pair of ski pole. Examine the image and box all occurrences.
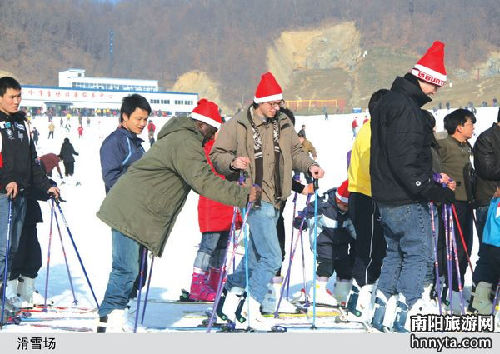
[44,197,100,311]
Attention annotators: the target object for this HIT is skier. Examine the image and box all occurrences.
[297,131,317,183]
[294,180,356,308]
[436,108,476,313]
[47,121,55,139]
[147,119,156,146]
[210,72,324,330]
[59,138,79,177]
[39,153,64,180]
[189,134,240,302]
[31,127,39,146]
[345,89,388,320]
[369,41,455,332]
[99,94,150,315]
[0,77,59,314]
[96,98,261,332]
[470,108,500,314]
[351,116,358,138]
[77,125,83,139]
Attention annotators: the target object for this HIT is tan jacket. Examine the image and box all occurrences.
[301,138,317,158]
[210,106,316,208]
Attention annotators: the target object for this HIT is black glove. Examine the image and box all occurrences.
[293,215,308,231]
[421,184,456,204]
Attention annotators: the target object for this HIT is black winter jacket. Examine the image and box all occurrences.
[370,76,437,204]
[473,123,500,206]
[0,111,50,194]
[59,139,79,164]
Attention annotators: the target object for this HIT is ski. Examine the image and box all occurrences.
[17,322,93,332]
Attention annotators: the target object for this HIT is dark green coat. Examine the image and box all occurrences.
[97,116,250,257]
[437,135,473,202]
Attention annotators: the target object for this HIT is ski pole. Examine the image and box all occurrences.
[134,247,147,333]
[311,179,319,329]
[448,205,465,314]
[244,184,260,330]
[53,199,100,309]
[207,201,253,332]
[286,175,301,298]
[450,204,474,274]
[140,255,155,324]
[53,207,78,305]
[232,174,246,273]
[0,198,13,328]
[442,204,453,309]
[430,202,443,315]
[275,193,312,316]
[43,199,55,311]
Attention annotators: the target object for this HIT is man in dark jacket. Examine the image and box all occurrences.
[0,77,59,312]
[96,99,261,332]
[470,107,500,314]
[369,42,455,332]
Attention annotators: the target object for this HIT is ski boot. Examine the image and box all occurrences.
[261,277,297,314]
[310,277,338,307]
[219,287,245,323]
[188,272,216,302]
[333,278,352,308]
[470,282,493,315]
[392,300,409,333]
[371,291,388,332]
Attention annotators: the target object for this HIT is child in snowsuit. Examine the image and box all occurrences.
[294,180,356,307]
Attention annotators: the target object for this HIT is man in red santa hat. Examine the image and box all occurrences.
[210,72,324,329]
[370,41,456,332]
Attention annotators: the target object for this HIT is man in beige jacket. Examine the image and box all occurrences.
[210,72,324,329]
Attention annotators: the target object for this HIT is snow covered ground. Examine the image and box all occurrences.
[2,107,499,335]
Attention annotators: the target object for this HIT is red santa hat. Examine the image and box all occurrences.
[254,72,283,103]
[411,41,447,87]
[191,99,222,129]
[335,180,350,204]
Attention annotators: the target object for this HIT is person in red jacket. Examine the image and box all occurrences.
[38,153,63,179]
[189,133,241,301]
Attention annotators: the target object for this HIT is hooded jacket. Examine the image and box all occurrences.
[97,116,250,257]
[370,76,436,204]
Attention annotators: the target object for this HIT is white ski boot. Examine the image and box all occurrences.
[261,277,297,314]
[310,277,338,307]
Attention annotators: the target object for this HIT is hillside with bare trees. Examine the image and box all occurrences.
[0,0,498,112]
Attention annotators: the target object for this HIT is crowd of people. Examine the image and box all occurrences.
[0,39,499,335]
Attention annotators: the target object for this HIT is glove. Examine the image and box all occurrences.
[421,184,455,204]
[293,216,308,231]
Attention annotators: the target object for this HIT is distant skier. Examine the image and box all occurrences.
[147,119,156,146]
[59,138,79,177]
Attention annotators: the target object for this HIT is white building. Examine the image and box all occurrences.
[21,69,197,117]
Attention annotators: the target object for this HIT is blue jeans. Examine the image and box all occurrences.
[0,194,26,279]
[377,202,433,308]
[99,229,140,317]
[226,202,281,303]
[193,231,229,270]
